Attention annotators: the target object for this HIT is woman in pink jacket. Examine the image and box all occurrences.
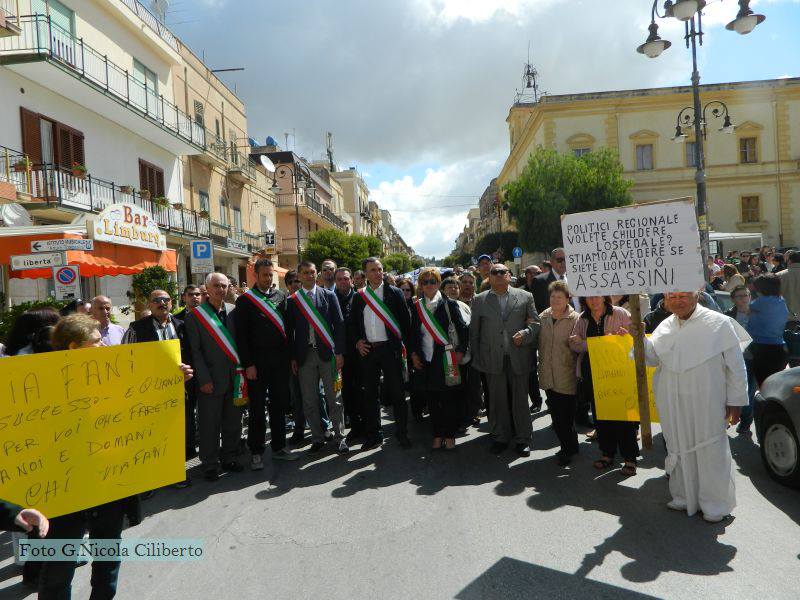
[569,297,638,476]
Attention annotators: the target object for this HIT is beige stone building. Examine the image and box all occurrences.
[497,77,800,250]
[332,167,371,236]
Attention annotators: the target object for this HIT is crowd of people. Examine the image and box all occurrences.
[2,245,798,597]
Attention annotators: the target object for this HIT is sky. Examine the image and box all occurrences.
[170,0,799,258]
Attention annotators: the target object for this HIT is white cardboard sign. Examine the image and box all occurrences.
[561,199,704,297]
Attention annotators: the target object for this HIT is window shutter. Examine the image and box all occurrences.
[55,123,85,168]
[20,108,42,165]
[138,159,165,196]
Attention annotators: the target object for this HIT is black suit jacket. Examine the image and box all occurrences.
[126,315,187,360]
[0,500,21,531]
[234,288,290,368]
[532,271,557,314]
[286,286,345,365]
[349,284,411,352]
[335,287,358,355]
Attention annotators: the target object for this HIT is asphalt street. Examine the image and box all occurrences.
[1,407,798,600]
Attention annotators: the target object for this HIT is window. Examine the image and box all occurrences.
[138,159,164,196]
[685,141,697,168]
[260,214,270,233]
[741,196,760,223]
[20,108,85,168]
[215,119,221,142]
[219,197,228,225]
[740,137,757,164]
[573,148,591,157]
[198,190,209,213]
[193,101,204,127]
[636,144,654,170]
[133,60,158,94]
[232,206,242,232]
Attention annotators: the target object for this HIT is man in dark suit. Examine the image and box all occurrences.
[123,288,193,487]
[235,258,297,468]
[520,265,544,412]
[350,257,412,449]
[334,266,364,442]
[0,501,48,534]
[286,260,348,454]
[184,272,243,481]
[174,284,202,321]
[531,248,566,313]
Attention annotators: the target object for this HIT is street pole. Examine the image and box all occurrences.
[294,181,301,266]
[689,16,710,281]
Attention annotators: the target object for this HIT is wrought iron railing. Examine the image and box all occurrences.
[0,145,32,194]
[19,163,210,237]
[0,15,205,148]
[275,192,347,230]
[227,150,256,181]
[210,220,230,239]
[118,0,178,52]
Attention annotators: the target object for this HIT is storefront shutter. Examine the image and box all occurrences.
[20,108,42,165]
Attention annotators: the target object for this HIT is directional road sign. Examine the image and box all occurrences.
[10,252,64,271]
[512,246,523,259]
[31,239,94,253]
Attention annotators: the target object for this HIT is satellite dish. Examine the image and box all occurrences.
[259,155,276,173]
[0,203,32,226]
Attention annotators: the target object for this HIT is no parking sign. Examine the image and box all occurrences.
[52,265,80,300]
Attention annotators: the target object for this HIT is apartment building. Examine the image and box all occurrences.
[497,77,800,249]
[332,166,370,236]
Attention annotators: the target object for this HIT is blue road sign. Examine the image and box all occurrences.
[512,246,523,258]
[192,240,212,259]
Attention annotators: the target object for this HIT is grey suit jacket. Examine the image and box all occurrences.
[469,286,540,376]
[184,301,237,393]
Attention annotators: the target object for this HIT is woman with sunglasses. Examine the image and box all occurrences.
[409,268,469,450]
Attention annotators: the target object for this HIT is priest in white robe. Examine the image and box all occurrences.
[639,291,750,523]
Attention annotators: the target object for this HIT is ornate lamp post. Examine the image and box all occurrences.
[270,162,316,265]
[636,0,765,276]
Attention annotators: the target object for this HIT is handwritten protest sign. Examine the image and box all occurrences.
[587,335,659,423]
[0,340,184,517]
[561,198,703,297]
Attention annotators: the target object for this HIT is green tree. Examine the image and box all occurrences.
[442,250,471,268]
[504,147,633,252]
[410,256,425,269]
[302,229,384,272]
[383,253,419,274]
[127,266,177,318]
[473,231,519,263]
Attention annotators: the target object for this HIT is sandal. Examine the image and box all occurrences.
[621,462,637,476]
[593,457,613,470]
[444,438,456,450]
[432,437,443,450]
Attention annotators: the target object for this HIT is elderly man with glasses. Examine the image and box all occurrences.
[469,263,540,457]
[320,259,338,291]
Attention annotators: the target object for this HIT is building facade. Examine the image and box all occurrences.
[497,77,800,249]
[332,167,370,236]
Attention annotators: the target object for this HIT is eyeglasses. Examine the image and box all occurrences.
[553,257,566,263]
[322,266,335,271]
[490,269,509,275]
[151,297,171,304]
[419,279,437,285]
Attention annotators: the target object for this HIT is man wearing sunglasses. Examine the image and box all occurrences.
[531,247,568,313]
[469,263,540,457]
[321,259,338,291]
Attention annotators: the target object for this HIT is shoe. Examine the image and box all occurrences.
[702,513,726,523]
[337,439,350,454]
[345,430,361,444]
[185,448,198,460]
[557,454,572,466]
[222,461,244,472]
[273,449,298,461]
[667,499,687,511]
[361,437,383,451]
[737,427,753,437]
[324,430,335,441]
[203,468,220,482]
[251,455,264,471]
[397,436,412,449]
[444,438,456,450]
[489,442,508,455]
[530,402,542,414]
[308,441,326,454]
[515,444,531,457]
[289,433,305,446]
[173,478,192,489]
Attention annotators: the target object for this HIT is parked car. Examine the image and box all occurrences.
[754,367,800,488]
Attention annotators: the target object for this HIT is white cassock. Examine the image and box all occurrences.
[643,305,750,518]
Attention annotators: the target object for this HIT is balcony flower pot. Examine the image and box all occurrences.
[152,196,169,208]
[13,159,30,173]
[139,189,151,201]
[71,163,87,179]
[198,210,210,219]
[171,202,183,209]
[119,185,134,194]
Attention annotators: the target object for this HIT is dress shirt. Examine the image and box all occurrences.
[153,317,177,341]
[490,288,511,355]
[419,291,442,362]
[100,322,125,346]
[302,285,318,346]
[363,282,389,343]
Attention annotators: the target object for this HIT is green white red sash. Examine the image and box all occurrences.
[243,288,286,340]
[359,285,402,339]
[292,288,335,351]
[194,303,248,405]
[415,296,459,381]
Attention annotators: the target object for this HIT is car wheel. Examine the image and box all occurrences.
[760,410,800,489]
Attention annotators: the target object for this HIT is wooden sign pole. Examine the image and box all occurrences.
[628,293,652,450]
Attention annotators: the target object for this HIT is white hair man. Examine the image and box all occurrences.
[633,290,750,523]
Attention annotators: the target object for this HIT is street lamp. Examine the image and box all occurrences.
[636,0,765,278]
[672,100,735,142]
[270,162,316,264]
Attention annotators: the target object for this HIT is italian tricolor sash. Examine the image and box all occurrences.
[194,303,248,405]
[243,288,286,340]
[415,297,459,381]
[359,285,402,339]
[292,288,335,351]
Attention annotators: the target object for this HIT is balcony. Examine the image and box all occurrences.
[226,228,249,253]
[11,161,210,238]
[275,192,347,231]
[0,15,205,155]
[278,235,306,255]
[245,232,264,253]
[0,145,31,200]
[227,150,256,185]
[118,0,178,53]
[0,1,21,37]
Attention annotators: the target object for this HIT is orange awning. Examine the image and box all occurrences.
[0,232,176,279]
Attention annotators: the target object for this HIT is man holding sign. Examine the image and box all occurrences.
[634,291,750,523]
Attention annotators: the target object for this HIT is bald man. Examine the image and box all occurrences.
[90,295,125,346]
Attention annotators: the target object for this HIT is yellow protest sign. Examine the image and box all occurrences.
[587,335,659,423]
[0,340,185,517]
